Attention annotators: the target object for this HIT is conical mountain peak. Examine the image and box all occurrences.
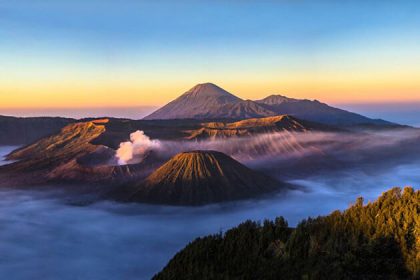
[126,150,284,205]
[182,83,240,99]
[144,83,242,120]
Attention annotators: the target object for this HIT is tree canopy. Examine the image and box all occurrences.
[154,187,419,280]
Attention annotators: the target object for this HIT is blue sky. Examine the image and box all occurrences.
[2,1,419,49]
[1,0,420,109]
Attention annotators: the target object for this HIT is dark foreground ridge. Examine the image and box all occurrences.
[155,187,419,279]
[123,150,289,205]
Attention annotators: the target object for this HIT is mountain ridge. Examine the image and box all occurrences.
[255,95,391,126]
[187,115,337,139]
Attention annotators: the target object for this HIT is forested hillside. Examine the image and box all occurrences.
[155,187,419,279]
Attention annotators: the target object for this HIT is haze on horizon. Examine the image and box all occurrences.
[1,1,420,110]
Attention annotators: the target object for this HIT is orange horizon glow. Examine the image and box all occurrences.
[1,78,420,109]
[2,53,420,108]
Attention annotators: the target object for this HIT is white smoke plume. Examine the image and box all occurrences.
[116,130,161,165]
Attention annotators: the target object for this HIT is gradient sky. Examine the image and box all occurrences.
[1,0,420,110]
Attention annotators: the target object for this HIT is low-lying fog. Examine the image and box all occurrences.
[0,146,18,166]
[1,137,420,279]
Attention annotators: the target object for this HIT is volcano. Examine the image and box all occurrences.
[125,150,287,205]
[144,83,394,126]
[144,83,242,120]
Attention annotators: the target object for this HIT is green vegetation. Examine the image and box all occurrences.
[154,187,419,279]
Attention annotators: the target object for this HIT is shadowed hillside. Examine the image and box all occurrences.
[155,187,419,279]
[0,115,73,145]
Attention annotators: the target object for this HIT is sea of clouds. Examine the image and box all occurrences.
[1,141,420,279]
[0,165,419,279]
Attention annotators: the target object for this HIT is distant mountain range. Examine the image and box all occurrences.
[0,83,402,147]
[144,83,392,126]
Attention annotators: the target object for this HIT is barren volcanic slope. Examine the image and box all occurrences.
[125,151,287,205]
[187,115,336,139]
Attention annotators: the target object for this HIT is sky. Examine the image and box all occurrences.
[1,0,420,114]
